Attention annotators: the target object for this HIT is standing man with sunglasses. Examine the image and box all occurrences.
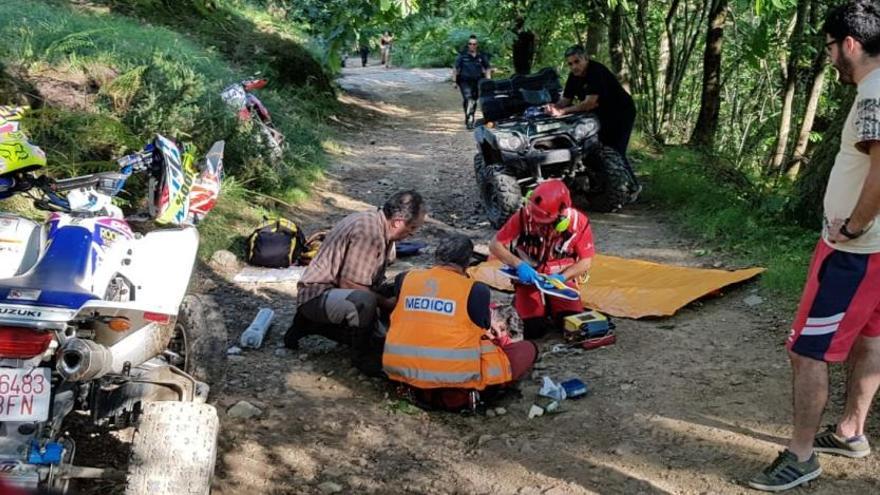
[454,34,491,130]
[749,1,880,491]
[546,45,636,175]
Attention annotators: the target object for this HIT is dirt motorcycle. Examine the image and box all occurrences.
[221,77,284,160]
[0,111,226,494]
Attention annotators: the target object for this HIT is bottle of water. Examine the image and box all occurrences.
[240,308,275,349]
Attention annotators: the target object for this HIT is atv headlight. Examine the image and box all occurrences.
[573,119,598,141]
[496,132,526,152]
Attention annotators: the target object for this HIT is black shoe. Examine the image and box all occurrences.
[283,312,311,349]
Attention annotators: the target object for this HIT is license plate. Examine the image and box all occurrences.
[536,122,563,133]
[0,368,50,421]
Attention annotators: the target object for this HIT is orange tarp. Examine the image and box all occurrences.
[467,255,765,319]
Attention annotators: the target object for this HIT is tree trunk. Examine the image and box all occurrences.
[787,0,828,179]
[689,0,729,148]
[655,0,680,142]
[609,2,629,92]
[786,57,827,179]
[585,1,606,57]
[634,0,660,136]
[770,0,809,172]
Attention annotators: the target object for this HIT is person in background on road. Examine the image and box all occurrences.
[545,45,636,176]
[383,234,537,411]
[749,2,880,491]
[380,31,394,68]
[512,16,536,75]
[453,34,491,130]
[489,180,594,339]
[286,191,426,376]
[359,38,370,68]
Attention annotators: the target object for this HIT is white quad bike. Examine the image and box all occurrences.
[0,120,227,494]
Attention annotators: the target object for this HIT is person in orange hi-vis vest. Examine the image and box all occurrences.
[384,234,537,411]
[490,179,595,339]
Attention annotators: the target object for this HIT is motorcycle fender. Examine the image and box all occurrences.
[0,214,42,278]
[123,227,198,314]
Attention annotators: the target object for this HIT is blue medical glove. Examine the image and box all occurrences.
[516,262,539,284]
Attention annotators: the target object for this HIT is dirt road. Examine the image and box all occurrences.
[207,65,880,494]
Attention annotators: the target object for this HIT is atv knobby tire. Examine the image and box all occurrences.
[474,154,522,229]
[177,294,227,389]
[583,145,633,213]
[125,401,219,495]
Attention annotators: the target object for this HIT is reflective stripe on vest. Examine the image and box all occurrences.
[487,366,504,378]
[384,366,481,385]
[385,343,481,361]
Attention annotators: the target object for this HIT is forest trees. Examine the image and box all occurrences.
[288,0,847,227]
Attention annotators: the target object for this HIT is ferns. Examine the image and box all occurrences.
[44,29,105,60]
[100,65,147,112]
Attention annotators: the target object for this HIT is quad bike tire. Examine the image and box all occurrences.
[474,154,522,229]
[125,401,219,495]
[177,294,227,390]
[582,145,635,213]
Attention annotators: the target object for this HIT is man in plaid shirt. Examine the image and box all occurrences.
[286,191,426,374]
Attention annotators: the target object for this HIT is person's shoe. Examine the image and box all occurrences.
[813,425,871,458]
[283,312,310,349]
[748,450,821,492]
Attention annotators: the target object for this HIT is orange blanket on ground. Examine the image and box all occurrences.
[467,255,765,319]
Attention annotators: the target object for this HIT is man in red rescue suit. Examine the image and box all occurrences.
[383,234,537,410]
[489,180,595,339]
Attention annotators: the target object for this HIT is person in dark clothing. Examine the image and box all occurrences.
[512,17,535,75]
[359,42,370,67]
[546,45,636,173]
[453,35,491,129]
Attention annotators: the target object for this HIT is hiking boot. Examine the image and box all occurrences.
[814,425,871,458]
[748,450,821,492]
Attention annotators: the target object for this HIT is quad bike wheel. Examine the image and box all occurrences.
[474,154,522,229]
[582,145,636,213]
[173,294,228,390]
[125,401,219,495]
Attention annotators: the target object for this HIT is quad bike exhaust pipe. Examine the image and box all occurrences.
[57,323,174,381]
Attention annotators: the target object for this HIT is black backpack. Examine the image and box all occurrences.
[246,218,306,268]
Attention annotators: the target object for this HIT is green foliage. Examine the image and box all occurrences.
[100,65,148,112]
[93,0,334,91]
[0,0,336,194]
[21,108,140,173]
[639,145,815,299]
[0,0,340,257]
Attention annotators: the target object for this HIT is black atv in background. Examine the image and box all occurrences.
[473,68,639,228]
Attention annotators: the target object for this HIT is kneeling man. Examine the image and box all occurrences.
[383,234,537,410]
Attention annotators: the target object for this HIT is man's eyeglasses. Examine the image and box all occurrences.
[825,40,837,52]
[468,42,478,46]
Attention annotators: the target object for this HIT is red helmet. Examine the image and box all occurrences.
[526,180,571,223]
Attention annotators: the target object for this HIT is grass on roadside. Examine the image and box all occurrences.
[635,145,816,300]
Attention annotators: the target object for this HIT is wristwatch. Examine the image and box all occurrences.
[840,218,865,240]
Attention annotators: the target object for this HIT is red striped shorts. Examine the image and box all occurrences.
[786,240,880,362]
